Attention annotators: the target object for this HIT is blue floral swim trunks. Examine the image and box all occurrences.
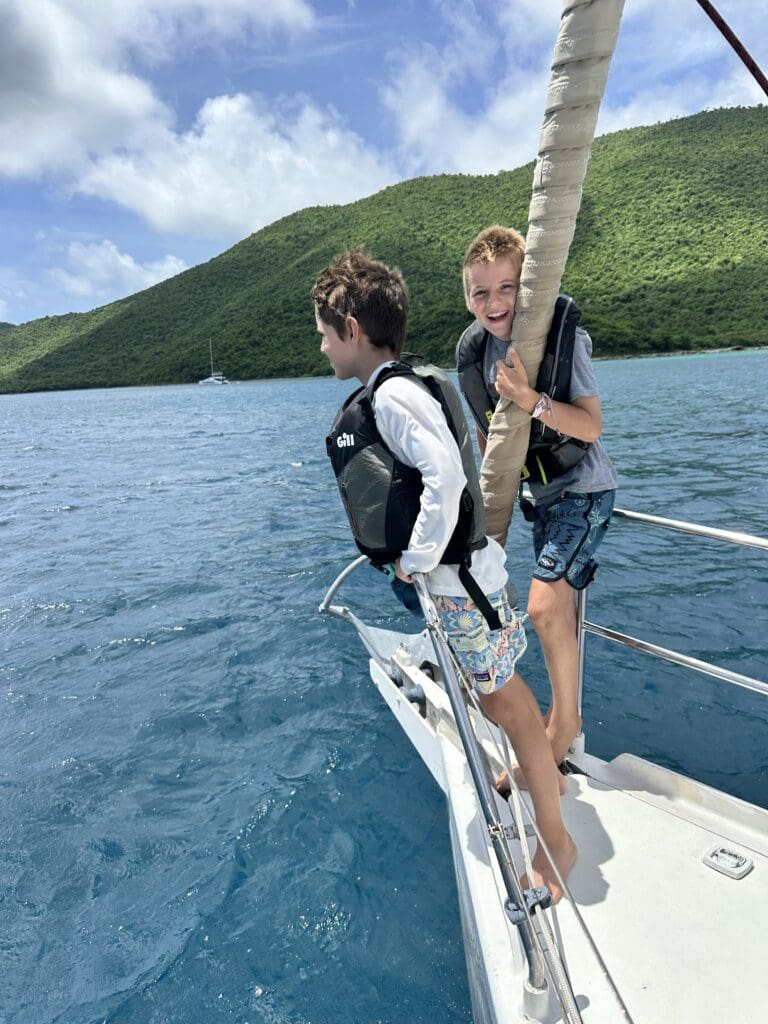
[434,588,527,695]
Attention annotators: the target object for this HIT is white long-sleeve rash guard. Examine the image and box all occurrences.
[370,364,507,598]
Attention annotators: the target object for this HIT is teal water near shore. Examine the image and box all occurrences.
[1,350,767,1023]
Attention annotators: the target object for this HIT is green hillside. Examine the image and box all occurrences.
[1,105,766,394]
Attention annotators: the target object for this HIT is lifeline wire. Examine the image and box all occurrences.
[429,604,635,1023]
[418,590,591,1024]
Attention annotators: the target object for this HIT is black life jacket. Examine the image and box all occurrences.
[326,360,500,628]
[456,295,589,485]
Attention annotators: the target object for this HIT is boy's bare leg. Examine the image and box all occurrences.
[480,673,577,904]
[495,684,568,795]
[527,577,582,764]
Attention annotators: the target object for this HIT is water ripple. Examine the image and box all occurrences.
[0,359,766,1023]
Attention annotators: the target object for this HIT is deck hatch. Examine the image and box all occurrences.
[703,844,754,879]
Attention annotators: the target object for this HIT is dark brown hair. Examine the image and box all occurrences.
[311,249,409,356]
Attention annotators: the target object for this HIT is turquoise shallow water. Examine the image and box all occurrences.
[1,350,767,1023]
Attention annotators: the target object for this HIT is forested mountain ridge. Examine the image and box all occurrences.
[1,105,766,394]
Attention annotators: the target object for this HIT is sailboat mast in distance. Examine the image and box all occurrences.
[199,340,229,385]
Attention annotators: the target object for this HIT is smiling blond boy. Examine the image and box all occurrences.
[457,226,618,769]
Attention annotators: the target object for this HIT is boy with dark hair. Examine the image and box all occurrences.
[457,225,618,769]
[315,249,576,902]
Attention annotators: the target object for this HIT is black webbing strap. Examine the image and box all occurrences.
[458,562,502,632]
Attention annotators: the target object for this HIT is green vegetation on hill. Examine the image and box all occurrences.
[1,106,766,394]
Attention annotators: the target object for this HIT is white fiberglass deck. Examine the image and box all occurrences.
[541,755,768,1023]
[373,656,768,1024]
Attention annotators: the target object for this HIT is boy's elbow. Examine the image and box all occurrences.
[581,411,602,443]
[584,424,602,443]
[571,398,602,443]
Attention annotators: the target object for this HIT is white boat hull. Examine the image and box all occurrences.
[370,648,768,1024]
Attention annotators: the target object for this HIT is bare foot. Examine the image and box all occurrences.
[496,766,568,796]
[521,831,578,905]
[546,717,582,766]
[496,764,528,794]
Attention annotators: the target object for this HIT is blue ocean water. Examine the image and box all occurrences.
[1,350,767,1024]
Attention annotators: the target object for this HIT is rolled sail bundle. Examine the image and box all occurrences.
[480,0,625,545]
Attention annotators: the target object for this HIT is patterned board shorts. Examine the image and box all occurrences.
[435,588,527,695]
[523,489,615,591]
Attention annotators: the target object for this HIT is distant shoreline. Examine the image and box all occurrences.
[1,344,766,396]
[267,344,768,384]
[592,344,768,362]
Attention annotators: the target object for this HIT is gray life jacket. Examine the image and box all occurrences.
[326,360,501,628]
[456,295,589,486]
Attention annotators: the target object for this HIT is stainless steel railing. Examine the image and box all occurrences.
[575,508,768,721]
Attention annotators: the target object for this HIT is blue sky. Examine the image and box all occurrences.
[1,0,764,325]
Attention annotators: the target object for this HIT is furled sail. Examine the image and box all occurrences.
[480,0,625,544]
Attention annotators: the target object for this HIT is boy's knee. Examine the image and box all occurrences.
[527,591,557,632]
[527,582,574,633]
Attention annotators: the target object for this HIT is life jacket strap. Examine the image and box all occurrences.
[458,562,502,632]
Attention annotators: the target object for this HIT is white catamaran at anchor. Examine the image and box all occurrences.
[199,339,229,384]
[321,2,768,1021]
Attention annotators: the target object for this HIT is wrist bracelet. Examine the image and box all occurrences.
[531,392,559,433]
[531,392,550,419]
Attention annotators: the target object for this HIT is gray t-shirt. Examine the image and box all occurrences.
[483,326,618,503]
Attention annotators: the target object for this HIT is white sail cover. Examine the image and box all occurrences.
[480,0,625,544]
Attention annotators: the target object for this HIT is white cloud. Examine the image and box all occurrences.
[0,267,30,323]
[381,0,765,177]
[600,0,767,130]
[383,61,548,176]
[598,67,762,138]
[0,0,396,245]
[1,0,764,270]
[76,93,398,237]
[0,2,165,177]
[496,0,562,58]
[71,0,316,63]
[381,0,558,176]
[0,0,316,177]
[49,240,187,301]
[0,241,186,323]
